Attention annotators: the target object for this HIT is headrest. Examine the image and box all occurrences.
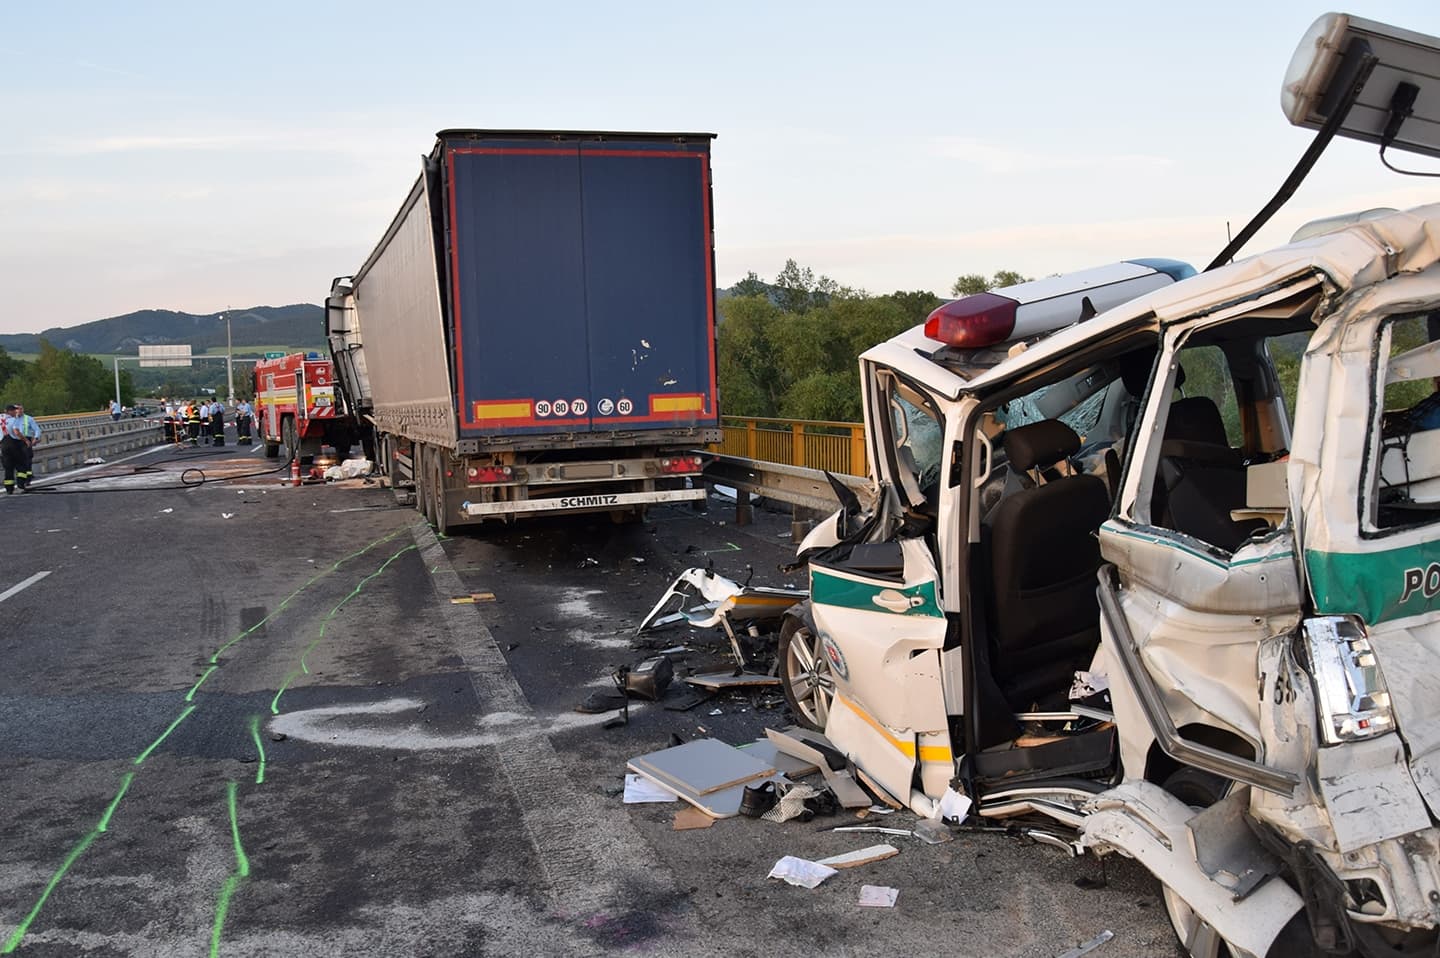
[1118,348,1185,398]
[1003,419,1081,472]
[1164,396,1230,447]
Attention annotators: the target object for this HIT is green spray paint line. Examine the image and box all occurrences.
[133,705,196,765]
[247,715,266,785]
[185,665,219,702]
[1,773,136,954]
[270,543,417,714]
[97,772,136,832]
[209,528,404,664]
[208,781,251,958]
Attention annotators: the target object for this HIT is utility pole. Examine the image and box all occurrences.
[225,309,234,404]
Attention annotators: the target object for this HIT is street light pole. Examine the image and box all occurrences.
[113,356,121,411]
[225,310,234,404]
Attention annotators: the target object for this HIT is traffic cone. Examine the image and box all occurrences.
[289,456,301,487]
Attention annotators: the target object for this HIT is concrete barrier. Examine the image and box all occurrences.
[30,416,165,477]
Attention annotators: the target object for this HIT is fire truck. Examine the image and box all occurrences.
[253,352,359,462]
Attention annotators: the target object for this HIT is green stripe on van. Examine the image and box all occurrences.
[1306,541,1440,625]
[811,569,943,617]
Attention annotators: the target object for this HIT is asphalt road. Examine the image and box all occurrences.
[0,440,1184,957]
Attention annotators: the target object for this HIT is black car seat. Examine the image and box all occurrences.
[1152,396,1266,551]
[985,420,1110,712]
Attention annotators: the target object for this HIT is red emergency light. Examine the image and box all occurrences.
[923,293,1017,348]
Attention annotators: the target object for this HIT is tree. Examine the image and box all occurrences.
[772,259,860,314]
[0,346,23,397]
[4,339,124,415]
[949,270,1034,297]
[728,271,771,299]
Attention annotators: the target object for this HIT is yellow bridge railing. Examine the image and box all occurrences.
[717,416,867,477]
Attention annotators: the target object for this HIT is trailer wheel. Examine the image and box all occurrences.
[430,448,451,536]
[414,444,433,522]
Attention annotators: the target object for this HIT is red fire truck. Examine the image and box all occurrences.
[253,352,358,462]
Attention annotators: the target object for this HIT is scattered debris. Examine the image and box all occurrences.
[1054,930,1114,958]
[857,885,899,908]
[580,557,599,568]
[913,817,955,845]
[622,773,678,804]
[762,782,825,824]
[663,689,714,712]
[739,781,778,818]
[321,458,374,481]
[160,508,173,514]
[685,671,781,689]
[627,738,783,819]
[816,844,900,869]
[936,787,973,823]
[767,855,837,889]
[450,592,496,604]
[766,727,871,809]
[673,806,715,830]
[83,457,105,465]
[708,708,723,716]
[622,656,673,700]
[576,690,628,714]
[828,826,914,837]
[221,513,235,519]
[637,566,805,668]
[738,737,819,778]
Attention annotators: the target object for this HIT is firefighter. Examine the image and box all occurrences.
[186,401,202,445]
[210,399,225,446]
[235,398,253,444]
[1,403,41,493]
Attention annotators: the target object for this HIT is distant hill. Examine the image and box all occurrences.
[0,304,325,355]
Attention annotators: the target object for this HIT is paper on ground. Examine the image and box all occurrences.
[623,773,679,803]
[767,855,838,889]
[858,885,899,907]
[937,787,973,822]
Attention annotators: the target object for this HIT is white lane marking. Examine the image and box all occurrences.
[0,571,50,603]
[251,444,262,452]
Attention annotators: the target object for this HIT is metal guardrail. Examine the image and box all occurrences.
[719,416,867,477]
[29,417,165,478]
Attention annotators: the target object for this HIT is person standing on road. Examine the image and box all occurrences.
[235,399,254,444]
[209,399,225,447]
[186,401,202,445]
[1,403,41,493]
[109,399,122,421]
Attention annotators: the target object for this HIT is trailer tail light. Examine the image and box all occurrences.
[468,465,513,483]
[924,294,1017,348]
[660,456,703,474]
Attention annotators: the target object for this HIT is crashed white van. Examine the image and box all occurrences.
[781,204,1440,958]
[777,14,1440,953]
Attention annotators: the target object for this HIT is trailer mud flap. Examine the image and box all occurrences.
[460,487,703,516]
[1081,781,1302,958]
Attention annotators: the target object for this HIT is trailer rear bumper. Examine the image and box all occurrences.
[459,487,704,517]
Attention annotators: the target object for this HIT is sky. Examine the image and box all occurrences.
[3,1,1439,336]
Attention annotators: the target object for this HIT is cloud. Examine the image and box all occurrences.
[930,136,1173,174]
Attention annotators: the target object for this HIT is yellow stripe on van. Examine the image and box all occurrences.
[834,694,952,763]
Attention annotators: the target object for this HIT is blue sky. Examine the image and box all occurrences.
[2,1,1438,335]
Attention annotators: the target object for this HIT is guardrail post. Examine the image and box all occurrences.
[745,419,757,462]
[791,423,804,467]
[850,425,865,477]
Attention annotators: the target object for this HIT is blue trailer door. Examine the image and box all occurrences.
[447,143,590,434]
[579,143,717,429]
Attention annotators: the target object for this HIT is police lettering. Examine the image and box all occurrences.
[1399,562,1440,603]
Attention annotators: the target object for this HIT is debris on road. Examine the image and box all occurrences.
[766,727,872,808]
[685,670,781,689]
[857,885,899,908]
[673,806,715,830]
[637,566,805,668]
[622,773,678,804]
[1054,930,1115,958]
[816,844,900,869]
[622,655,673,700]
[450,592,496,604]
[767,855,837,889]
[627,737,783,819]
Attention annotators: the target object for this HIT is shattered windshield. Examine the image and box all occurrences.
[891,391,943,489]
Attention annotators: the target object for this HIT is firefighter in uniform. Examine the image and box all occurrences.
[210,399,225,446]
[235,399,253,444]
[1,403,41,493]
[186,401,202,445]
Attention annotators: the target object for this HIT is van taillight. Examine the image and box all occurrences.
[924,293,1017,348]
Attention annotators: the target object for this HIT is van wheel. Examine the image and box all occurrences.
[778,611,833,731]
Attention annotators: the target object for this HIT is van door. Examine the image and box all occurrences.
[811,369,952,810]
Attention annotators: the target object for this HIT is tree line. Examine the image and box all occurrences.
[718,262,1030,423]
[0,340,135,416]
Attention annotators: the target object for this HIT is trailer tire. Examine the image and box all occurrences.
[431,448,451,536]
[415,444,434,523]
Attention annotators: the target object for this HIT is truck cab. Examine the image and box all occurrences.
[782,208,1440,957]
